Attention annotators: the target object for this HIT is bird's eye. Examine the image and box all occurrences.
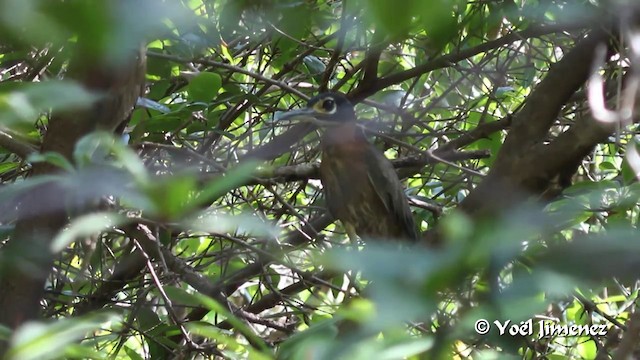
[322,99,336,112]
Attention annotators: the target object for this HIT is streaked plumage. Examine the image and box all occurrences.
[279,92,418,242]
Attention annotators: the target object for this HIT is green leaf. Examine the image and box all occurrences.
[145,174,197,219]
[51,212,128,253]
[0,81,99,125]
[364,0,413,39]
[163,287,203,308]
[188,212,278,239]
[577,340,597,359]
[123,347,144,360]
[135,307,162,332]
[62,344,104,359]
[0,162,19,174]
[377,338,434,359]
[599,161,617,171]
[26,152,74,172]
[136,97,170,113]
[194,160,259,207]
[185,322,244,351]
[74,131,149,184]
[0,323,11,341]
[187,72,222,103]
[192,294,270,352]
[7,313,119,360]
[303,56,326,83]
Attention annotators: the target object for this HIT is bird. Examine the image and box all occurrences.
[278,92,419,243]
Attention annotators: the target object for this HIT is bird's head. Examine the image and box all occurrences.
[278,92,356,126]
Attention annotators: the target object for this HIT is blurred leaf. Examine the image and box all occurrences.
[363,0,412,39]
[578,340,597,359]
[360,0,458,43]
[0,81,98,125]
[303,56,326,84]
[537,228,640,283]
[0,175,62,221]
[277,319,339,360]
[51,212,127,252]
[185,322,244,352]
[188,72,222,103]
[495,86,516,98]
[194,160,259,206]
[7,312,118,360]
[164,286,203,308]
[0,323,10,341]
[322,245,442,327]
[136,97,171,113]
[135,307,162,332]
[377,338,434,359]
[188,212,278,239]
[0,162,19,174]
[192,293,270,353]
[74,131,149,184]
[61,344,103,359]
[145,174,197,219]
[0,0,631,358]
[27,151,74,172]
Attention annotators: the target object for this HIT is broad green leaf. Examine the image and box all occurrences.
[188,72,222,103]
[144,173,197,219]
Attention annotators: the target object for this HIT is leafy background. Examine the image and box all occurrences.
[0,0,638,359]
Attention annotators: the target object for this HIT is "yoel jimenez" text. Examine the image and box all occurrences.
[493,319,608,338]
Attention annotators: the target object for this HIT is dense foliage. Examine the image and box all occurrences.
[0,0,639,359]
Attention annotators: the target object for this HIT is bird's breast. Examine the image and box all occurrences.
[319,131,404,240]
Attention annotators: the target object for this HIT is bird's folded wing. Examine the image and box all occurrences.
[365,149,419,241]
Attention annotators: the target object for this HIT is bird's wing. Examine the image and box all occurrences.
[365,148,419,241]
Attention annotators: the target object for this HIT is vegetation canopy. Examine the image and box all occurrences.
[0,0,639,359]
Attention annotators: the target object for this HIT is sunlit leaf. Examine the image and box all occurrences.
[188,212,278,239]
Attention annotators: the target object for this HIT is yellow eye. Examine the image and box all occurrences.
[321,99,336,112]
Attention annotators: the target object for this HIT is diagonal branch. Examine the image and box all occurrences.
[460,28,613,215]
[249,21,597,161]
[351,20,597,102]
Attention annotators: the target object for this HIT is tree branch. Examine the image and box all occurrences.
[351,20,597,102]
[0,41,145,341]
[0,130,37,159]
[460,28,612,215]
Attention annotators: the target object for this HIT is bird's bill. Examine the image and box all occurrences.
[276,108,318,122]
[276,108,338,127]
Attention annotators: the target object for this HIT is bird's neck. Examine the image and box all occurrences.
[321,122,367,148]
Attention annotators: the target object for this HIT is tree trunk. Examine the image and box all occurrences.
[0,41,145,353]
